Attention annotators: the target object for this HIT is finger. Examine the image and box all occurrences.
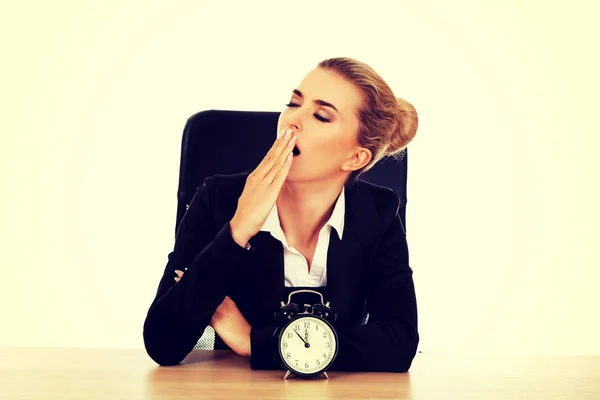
[270,148,294,189]
[264,133,295,181]
[275,128,286,141]
[174,270,184,277]
[275,130,295,159]
[259,129,288,167]
[267,136,295,183]
[174,277,180,282]
[255,129,294,178]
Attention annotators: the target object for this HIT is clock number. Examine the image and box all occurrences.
[316,325,318,331]
[286,352,290,359]
[295,360,298,367]
[296,324,300,331]
[323,353,327,358]
[316,360,321,367]
[304,321,310,328]
[323,332,327,338]
[283,342,288,349]
[305,362,309,369]
[287,332,293,339]
[326,342,330,348]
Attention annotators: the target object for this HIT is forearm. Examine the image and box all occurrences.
[332,320,419,372]
[143,222,251,366]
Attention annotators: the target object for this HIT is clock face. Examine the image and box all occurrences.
[278,315,338,376]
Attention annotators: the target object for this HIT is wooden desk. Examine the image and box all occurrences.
[0,347,598,399]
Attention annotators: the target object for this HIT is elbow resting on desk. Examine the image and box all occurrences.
[142,320,186,367]
[142,303,212,367]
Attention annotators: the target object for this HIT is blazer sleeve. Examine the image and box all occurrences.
[143,176,253,366]
[332,208,419,372]
[248,198,419,372]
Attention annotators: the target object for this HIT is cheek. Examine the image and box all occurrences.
[307,141,349,167]
[318,135,352,157]
[277,111,290,131]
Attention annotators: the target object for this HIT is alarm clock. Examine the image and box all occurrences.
[273,289,339,379]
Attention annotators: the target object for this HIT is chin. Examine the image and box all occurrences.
[284,166,306,183]
[284,168,323,184]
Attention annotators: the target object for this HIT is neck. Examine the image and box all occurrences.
[276,176,346,246]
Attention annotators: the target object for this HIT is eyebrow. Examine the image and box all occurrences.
[292,89,339,113]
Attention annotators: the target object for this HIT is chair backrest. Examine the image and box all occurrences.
[175,109,408,236]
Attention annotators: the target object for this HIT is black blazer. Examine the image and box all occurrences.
[143,171,419,372]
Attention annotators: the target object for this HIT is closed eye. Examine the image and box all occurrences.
[285,103,331,123]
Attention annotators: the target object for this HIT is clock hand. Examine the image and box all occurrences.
[294,329,307,344]
[294,329,310,348]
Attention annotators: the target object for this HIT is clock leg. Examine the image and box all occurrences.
[323,372,329,379]
[283,370,292,380]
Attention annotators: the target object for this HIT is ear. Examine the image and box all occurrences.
[341,147,372,173]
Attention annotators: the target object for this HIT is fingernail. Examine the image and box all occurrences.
[288,136,297,146]
[277,129,285,140]
[284,130,292,139]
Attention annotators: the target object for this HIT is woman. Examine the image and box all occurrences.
[143,57,420,372]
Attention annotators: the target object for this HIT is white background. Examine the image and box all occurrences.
[1,0,598,355]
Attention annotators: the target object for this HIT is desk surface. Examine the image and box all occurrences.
[1,347,598,400]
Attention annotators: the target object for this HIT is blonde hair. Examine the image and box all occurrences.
[317,57,419,183]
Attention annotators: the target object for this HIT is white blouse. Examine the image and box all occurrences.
[259,188,346,287]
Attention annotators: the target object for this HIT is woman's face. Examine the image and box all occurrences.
[277,67,371,183]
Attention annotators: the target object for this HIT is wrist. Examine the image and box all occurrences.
[229,219,252,248]
[232,335,251,357]
[244,325,252,356]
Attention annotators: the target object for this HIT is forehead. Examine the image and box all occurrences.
[295,68,364,116]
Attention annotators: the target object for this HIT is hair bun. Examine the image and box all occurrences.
[387,97,418,156]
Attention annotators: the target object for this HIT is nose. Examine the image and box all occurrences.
[285,111,303,134]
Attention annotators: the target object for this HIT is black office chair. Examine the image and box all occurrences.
[174,109,409,349]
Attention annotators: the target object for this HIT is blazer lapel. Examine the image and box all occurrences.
[326,181,386,325]
[247,231,285,322]
[326,230,365,324]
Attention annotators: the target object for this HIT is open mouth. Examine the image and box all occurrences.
[292,145,301,156]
